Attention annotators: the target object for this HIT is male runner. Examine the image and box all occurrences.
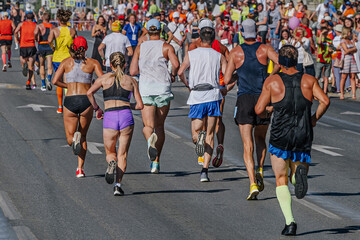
[11,2,22,50]
[130,19,179,174]
[0,12,15,71]
[14,12,37,90]
[223,19,280,200]
[255,45,330,236]
[178,19,227,182]
[34,12,54,91]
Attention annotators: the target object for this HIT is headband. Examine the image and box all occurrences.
[279,55,297,68]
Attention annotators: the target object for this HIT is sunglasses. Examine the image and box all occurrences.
[72,45,86,52]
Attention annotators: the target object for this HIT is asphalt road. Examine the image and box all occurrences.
[0,32,359,240]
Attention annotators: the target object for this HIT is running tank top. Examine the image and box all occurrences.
[269,72,313,153]
[0,20,13,40]
[12,9,21,26]
[103,77,131,102]
[20,21,36,47]
[53,26,73,62]
[212,39,225,86]
[187,47,222,105]
[39,22,52,45]
[236,42,267,96]
[139,40,171,96]
[64,60,93,84]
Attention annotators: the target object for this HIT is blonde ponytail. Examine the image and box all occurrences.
[109,52,126,87]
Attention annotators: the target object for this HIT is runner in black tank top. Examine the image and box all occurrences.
[255,45,330,236]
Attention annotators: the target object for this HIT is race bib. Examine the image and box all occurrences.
[132,34,136,41]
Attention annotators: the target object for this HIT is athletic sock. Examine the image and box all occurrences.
[56,87,63,107]
[276,185,295,225]
[201,168,208,173]
[47,74,52,80]
[7,50,11,61]
[114,183,121,187]
[2,54,6,65]
[41,79,45,86]
[291,174,296,186]
[26,80,30,85]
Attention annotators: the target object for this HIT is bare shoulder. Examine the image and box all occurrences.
[229,45,243,57]
[302,73,317,87]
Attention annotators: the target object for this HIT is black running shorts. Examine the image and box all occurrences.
[234,94,270,126]
[20,47,37,58]
[0,39,12,46]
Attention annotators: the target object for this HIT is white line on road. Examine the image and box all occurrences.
[343,129,360,136]
[317,122,333,127]
[0,191,22,220]
[13,226,38,240]
[323,115,360,129]
[293,198,341,220]
[312,144,343,157]
[165,130,181,139]
[341,111,360,116]
[184,141,194,148]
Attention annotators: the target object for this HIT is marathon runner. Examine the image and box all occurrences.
[138,12,174,44]
[87,52,143,196]
[130,19,179,173]
[223,19,280,200]
[11,2,22,50]
[14,12,37,90]
[178,19,227,182]
[52,37,103,178]
[0,12,15,72]
[48,9,76,113]
[34,12,54,91]
[255,45,330,236]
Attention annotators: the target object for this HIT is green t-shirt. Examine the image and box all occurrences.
[149,4,160,14]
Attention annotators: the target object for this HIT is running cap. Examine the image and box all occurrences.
[347,14,354,18]
[153,12,161,17]
[334,24,343,32]
[147,19,161,30]
[324,0,330,4]
[146,12,152,18]
[73,36,88,51]
[199,19,214,30]
[324,16,332,21]
[118,15,125,20]
[111,20,121,31]
[345,1,351,5]
[173,12,180,18]
[241,19,257,39]
[2,12,9,17]
[26,3,31,11]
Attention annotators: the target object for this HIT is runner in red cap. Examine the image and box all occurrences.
[53,36,103,178]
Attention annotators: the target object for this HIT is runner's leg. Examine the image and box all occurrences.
[141,105,156,140]
[116,125,134,183]
[203,116,217,169]
[239,124,256,185]
[254,124,269,169]
[77,106,93,169]
[154,103,170,162]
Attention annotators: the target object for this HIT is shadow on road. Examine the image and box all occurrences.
[308,192,360,197]
[297,225,360,236]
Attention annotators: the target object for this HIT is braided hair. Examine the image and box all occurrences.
[69,43,86,60]
[109,52,126,87]
[57,9,72,24]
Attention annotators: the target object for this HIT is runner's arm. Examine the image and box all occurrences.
[166,31,174,44]
[220,54,227,75]
[11,21,16,32]
[34,25,40,42]
[129,45,140,76]
[223,53,237,85]
[87,74,105,119]
[127,46,133,56]
[14,23,22,42]
[255,76,273,118]
[93,60,104,78]
[178,53,190,88]
[311,78,330,127]
[267,45,280,75]
[130,78,144,110]
[52,61,67,88]
[167,44,180,78]
[98,43,106,65]
[140,27,148,37]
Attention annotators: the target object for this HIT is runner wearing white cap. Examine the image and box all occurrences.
[224,19,280,200]
[178,19,227,182]
[130,19,180,174]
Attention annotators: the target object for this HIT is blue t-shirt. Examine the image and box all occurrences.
[123,23,141,46]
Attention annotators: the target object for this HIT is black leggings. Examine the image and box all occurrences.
[64,95,92,114]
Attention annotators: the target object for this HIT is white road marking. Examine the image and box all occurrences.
[312,144,343,157]
[62,142,104,154]
[17,104,55,112]
[343,129,360,136]
[341,111,360,116]
[293,198,341,220]
[177,105,190,109]
[165,130,181,139]
[13,226,38,240]
[184,141,194,148]
[317,122,333,127]
[0,191,22,220]
[0,83,21,89]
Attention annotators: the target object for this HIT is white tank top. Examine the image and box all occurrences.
[187,47,222,105]
[139,40,171,96]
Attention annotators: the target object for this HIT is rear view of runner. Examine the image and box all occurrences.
[87,52,143,196]
[255,45,330,236]
[0,12,15,72]
[34,12,54,91]
[224,19,279,200]
[11,2,22,50]
[130,19,179,174]
[14,12,37,90]
[53,37,103,178]
[178,19,227,182]
[48,9,76,113]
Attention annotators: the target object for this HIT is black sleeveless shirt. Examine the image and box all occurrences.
[103,78,131,102]
[269,72,313,153]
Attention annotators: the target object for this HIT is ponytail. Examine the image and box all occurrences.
[109,52,126,86]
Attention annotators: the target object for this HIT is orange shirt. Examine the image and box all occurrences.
[169,12,187,24]
[0,19,13,40]
[344,8,355,17]
[190,3,196,11]
[20,21,36,48]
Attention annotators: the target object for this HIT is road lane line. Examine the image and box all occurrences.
[317,122,333,127]
[322,115,360,129]
[165,130,181,139]
[343,129,360,136]
[0,191,22,220]
[13,226,38,240]
[293,198,341,220]
[184,141,194,148]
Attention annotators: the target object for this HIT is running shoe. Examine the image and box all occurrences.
[195,131,206,157]
[31,84,37,90]
[2,64,6,72]
[212,144,224,168]
[7,62,11,68]
[255,167,264,192]
[45,78,52,91]
[113,184,124,196]
[147,133,158,161]
[281,222,297,236]
[197,156,204,165]
[14,43,18,50]
[35,65,40,75]
[76,168,85,178]
[22,62,28,77]
[105,160,116,184]
[72,131,81,155]
[295,165,308,199]
[150,161,160,174]
[200,170,210,182]
[41,85,46,91]
[247,183,259,200]
[57,107,63,114]
[25,84,31,90]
